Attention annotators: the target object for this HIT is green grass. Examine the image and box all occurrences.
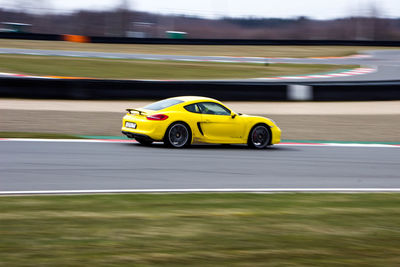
[0,54,357,79]
[0,39,396,57]
[1,193,400,266]
[0,132,83,139]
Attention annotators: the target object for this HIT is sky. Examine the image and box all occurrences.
[1,0,400,19]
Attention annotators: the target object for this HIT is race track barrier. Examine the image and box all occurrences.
[0,77,399,101]
[2,32,400,46]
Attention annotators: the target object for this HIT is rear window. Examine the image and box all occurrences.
[184,104,201,113]
[143,99,184,111]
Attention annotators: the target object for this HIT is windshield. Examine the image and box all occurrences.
[143,99,184,111]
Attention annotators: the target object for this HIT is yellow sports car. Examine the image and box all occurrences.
[121,96,281,148]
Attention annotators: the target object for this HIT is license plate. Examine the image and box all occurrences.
[125,122,137,129]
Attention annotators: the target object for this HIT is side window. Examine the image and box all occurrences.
[184,104,201,114]
[198,102,231,116]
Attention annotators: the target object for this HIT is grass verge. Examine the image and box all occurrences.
[1,193,400,266]
[0,39,396,57]
[0,54,357,80]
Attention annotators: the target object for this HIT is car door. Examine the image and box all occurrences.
[197,102,244,142]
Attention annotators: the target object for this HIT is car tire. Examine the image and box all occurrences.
[247,124,271,149]
[135,137,153,146]
[164,122,191,148]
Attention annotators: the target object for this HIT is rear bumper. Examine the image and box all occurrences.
[122,114,169,141]
[122,131,154,141]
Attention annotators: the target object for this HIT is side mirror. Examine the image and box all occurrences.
[231,113,237,119]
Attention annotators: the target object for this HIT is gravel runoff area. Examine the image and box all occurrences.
[1,99,399,142]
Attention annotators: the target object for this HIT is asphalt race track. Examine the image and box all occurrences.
[1,47,399,194]
[1,140,399,193]
[1,48,400,82]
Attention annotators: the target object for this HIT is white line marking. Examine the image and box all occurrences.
[279,143,399,148]
[23,52,41,55]
[102,56,123,59]
[143,57,159,60]
[175,58,198,61]
[1,188,400,195]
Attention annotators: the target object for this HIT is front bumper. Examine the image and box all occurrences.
[270,125,282,145]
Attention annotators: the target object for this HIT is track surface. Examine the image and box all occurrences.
[1,48,400,82]
[1,141,399,192]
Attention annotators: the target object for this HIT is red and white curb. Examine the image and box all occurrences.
[0,138,136,143]
[0,72,51,79]
[0,72,61,79]
[0,72,91,80]
[200,53,371,62]
[255,67,376,80]
[0,138,399,148]
[0,66,377,81]
[309,54,371,59]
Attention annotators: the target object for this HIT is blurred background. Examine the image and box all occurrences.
[0,0,400,39]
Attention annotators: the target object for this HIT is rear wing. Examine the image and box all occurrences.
[126,108,147,115]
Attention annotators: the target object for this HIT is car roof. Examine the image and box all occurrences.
[170,96,217,103]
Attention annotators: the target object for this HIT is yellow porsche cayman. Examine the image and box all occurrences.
[121,96,281,148]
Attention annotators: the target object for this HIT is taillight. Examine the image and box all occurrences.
[146,114,169,120]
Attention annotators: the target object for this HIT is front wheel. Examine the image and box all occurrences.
[247,124,271,149]
[164,122,191,148]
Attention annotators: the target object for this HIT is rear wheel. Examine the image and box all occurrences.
[164,122,191,148]
[247,124,271,149]
[135,137,153,146]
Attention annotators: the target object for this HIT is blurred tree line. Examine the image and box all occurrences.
[0,3,399,40]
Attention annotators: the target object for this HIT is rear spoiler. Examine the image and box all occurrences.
[126,108,147,115]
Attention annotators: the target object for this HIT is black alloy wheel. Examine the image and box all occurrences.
[248,124,271,149]
[164,122,191,148]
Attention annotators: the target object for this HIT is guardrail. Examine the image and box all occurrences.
[0,32,62,41]
[89,38,400,46]
[0,77,399,101]
[2,32,400,46]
